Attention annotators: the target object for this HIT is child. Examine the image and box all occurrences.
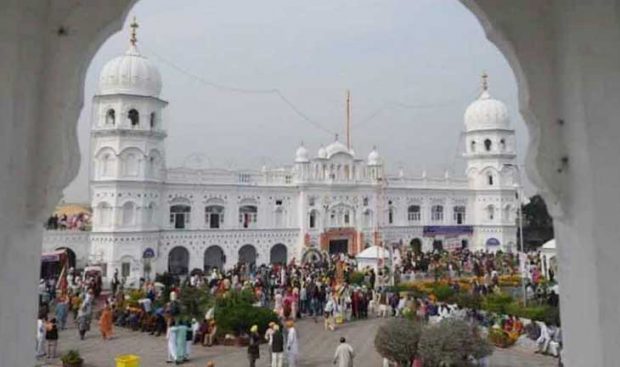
[45,318,58,359]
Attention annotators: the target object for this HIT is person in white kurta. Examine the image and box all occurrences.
[333,337,354,367]
[286,321,299,367]
[166,322,178,363]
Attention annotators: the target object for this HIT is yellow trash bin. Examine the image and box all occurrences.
[115,354,140,367]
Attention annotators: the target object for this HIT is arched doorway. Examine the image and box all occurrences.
[204,245,225,271]
[270,244,287,265]
[168,246,189,275]
[238,244,257,267]
[432,240,443,252]
[56,247,76,269]
[410,238,422,254]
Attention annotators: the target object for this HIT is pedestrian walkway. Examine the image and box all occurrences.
[37,317,556,367]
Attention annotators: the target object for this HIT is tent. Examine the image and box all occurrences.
[356,246,390,272]
[540,239,558,280]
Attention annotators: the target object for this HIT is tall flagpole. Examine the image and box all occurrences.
[346,90,351,150]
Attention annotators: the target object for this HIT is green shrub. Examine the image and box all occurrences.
[349,271,366,285]
[216,303,278,337]
[178,285,214,320]
[418,319,493,367]
[431,284,456,302]
[481,294,513,314]
[453,293,482,310]
[504,303,560,325]
[374,319,423,366]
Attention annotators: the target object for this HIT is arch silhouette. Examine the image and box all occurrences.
[270,243,287,264]
[168,246,189,275]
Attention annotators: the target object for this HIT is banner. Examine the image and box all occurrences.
[423,225,473,236]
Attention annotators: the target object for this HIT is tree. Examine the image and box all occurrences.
[520,194,554,250]
[418,319,492,367]
[374,319,423,366]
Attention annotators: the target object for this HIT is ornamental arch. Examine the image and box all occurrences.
[4,1,620,366]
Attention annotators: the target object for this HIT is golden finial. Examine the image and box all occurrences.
[130,16,139,46]
[481,71,488,91]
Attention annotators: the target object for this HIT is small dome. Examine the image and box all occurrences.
[295,143,309,163]
[325,140,352,158]
[98,44,162,97]
[464,90,510,131]
[317,145,327,159]
[368,147,381,165]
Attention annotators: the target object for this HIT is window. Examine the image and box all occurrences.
[309,211,316,228]
[500,138,506,151]
[123,153,139,177]
[239,173,251,183]
[106,109,115,125]
[309,197,315,206]
[121,261,131,277]
[122,202,135,226]
[408,205,421,221]
[363,197,369,206]
[431,205,444,222]
[344,211,350,225]
[128,109,139,127]
[470,140,476,152]
[150,112,156,129]
[487,205,495,220]
[170,205,191,229]
[453,206,466,224]
[488,174,494,186]
[275,199,283,206]
[239,205,258,228]
[285,175,292,184]
[205,205,224,229]
[388,208,394,224]
[484,139,492,151]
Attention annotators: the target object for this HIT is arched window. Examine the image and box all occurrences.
[431,205,444,222]
[274,207,285,228]
[309,210,317,229]
[388,207,394,224]
[484,139,492,151]
[128,109,139,127]
[146,202,156,224]
[408,205,420,221]
[344,210,351,225]
[96,202,112,226]
[270,244,287,265]
[453,206,466,224]
[487,205,495,220]
[500,138,506,151]
[123,153,139,177]
[122,201,135,226]
[168,246,189,275]
[204,245,225,271]
[105,109,115,125]
[170,204,191,229]
[470,140,476,152]
[150,112,156,129]
[101,153,113,176]
[239,205,258,228]
[205,205,224,229]
[488,174,494,186]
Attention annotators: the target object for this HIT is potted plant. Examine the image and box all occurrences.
[61,349,83,367]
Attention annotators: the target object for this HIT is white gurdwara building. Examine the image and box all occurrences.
[43,28,520,284]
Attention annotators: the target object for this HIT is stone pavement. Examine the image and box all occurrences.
[38,317,557,367]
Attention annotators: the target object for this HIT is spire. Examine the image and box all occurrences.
[334,133,339,141]
[130,16,139,46]
[346,90,351,150]
[481,71,488,92]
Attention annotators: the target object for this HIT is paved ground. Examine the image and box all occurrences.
[38,317,557,367]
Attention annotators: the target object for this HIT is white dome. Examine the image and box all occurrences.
[325,140,352,158]
[317,145,327,159]
[98,45,162,97]
[368,147,381,165]
[464,90,510,131]
[295,144,309,163]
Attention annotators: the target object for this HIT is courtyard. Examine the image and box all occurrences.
[38,317,556,367]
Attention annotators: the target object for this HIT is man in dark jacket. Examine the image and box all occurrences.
[271,324,284,367]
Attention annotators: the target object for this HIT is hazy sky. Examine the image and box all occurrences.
[63,0,530,202]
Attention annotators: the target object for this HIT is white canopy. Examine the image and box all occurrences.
[356,245,390,259]
[542,239,556,250]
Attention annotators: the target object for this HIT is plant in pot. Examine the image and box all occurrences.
[61,349,83,367]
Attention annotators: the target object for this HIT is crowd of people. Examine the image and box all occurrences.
[45,212,91,231]
[36,245,560,366]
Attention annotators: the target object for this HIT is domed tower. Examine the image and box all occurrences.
[464,73,518,251]
[367,146,383,181]
[90,18,167,235]
[293,142,310,182]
